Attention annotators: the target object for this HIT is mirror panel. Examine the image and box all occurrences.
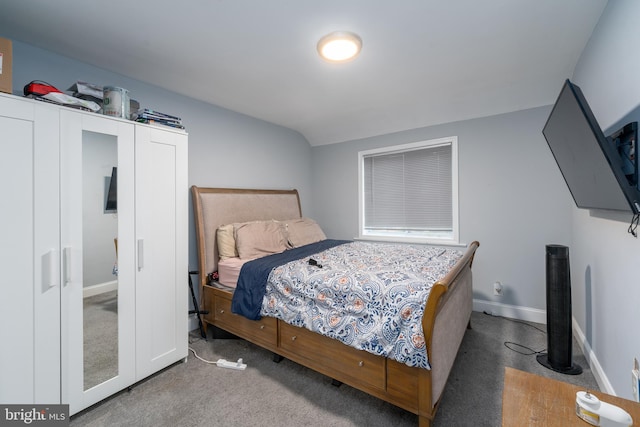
[82,131,118,390]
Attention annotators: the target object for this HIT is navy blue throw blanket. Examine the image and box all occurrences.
[231,239,350,320]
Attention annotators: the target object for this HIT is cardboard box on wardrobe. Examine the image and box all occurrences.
[0,37,13,94]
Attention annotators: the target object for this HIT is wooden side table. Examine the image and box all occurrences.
[502,367,640,426]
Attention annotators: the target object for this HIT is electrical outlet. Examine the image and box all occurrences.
[493,281,503,296]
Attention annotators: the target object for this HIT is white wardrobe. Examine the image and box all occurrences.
[0,93,188,415]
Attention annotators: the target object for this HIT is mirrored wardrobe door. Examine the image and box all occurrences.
[81,131,119,390]
[60,110,136,415]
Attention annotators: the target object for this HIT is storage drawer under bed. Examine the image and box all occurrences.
[204,285,278,349]
[279,322,386,390]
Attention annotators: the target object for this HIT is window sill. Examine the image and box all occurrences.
[354,235,466,248]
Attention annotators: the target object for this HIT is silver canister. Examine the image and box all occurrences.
[103,86,130,119]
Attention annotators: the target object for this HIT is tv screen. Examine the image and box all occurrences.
[542,79,640,215]
[105,167,117,212]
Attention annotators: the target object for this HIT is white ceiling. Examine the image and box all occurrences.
[0,0,607,146]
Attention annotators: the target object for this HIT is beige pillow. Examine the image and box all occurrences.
[234,220,288,260]
[286,217,326,247]
[217,224,238,260]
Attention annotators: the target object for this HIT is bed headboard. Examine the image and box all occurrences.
[191,186,302,288]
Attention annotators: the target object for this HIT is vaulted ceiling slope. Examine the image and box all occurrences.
[0,0,607,146]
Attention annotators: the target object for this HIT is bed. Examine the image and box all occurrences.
[191,186,479,427]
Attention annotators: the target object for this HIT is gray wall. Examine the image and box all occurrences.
[311,107,574,317]
[571,0,640,399]
[10,41,313,282]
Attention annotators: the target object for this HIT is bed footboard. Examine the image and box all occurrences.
[419,240,478,425]
[430,265,473,401]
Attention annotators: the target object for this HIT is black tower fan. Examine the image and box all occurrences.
[536,244,582,374]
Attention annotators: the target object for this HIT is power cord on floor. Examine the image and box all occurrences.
[503,341,546,356]
[187,329,220,364]
[483,311,547,356]
[188,345,248,370]
[188,346,218,364]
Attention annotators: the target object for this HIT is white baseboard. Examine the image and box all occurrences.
[572,318,613,395]
[83,280,118,298]
[472,299,546,324]
[188,316,200,332]
[473,298,613,395]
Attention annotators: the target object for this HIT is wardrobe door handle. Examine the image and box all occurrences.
[63,247,72,285]
[137,239,144,270]
[45,249,60,289]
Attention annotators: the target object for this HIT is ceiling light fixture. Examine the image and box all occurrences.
[317,31,362,63]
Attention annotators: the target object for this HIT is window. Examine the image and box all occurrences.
[358,136,458,244]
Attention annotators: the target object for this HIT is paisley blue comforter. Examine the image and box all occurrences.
[232,240,463,369]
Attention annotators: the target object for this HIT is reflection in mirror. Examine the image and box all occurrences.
[82,131,119,390]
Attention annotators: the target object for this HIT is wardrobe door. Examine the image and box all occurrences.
[60,110,136,415]
[134,125,188,379]
[0,97,60,404]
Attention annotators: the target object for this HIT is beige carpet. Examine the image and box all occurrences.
[70,311,599,427]
[83,290,118,390]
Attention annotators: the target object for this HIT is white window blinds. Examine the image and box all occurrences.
[362,140,455,239]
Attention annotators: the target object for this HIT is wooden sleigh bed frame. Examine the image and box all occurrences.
[191,186,479,427]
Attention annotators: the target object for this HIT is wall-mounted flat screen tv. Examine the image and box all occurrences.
[542,79,639,215]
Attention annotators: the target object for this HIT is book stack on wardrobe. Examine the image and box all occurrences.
[136,109,185,129]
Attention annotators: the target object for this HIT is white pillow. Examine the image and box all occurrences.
[216,224,238,260]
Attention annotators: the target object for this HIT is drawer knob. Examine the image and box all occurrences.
[291,336,297,341]
[219,309,225,314]
[358,361,364,367]
[260,325,265,330]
